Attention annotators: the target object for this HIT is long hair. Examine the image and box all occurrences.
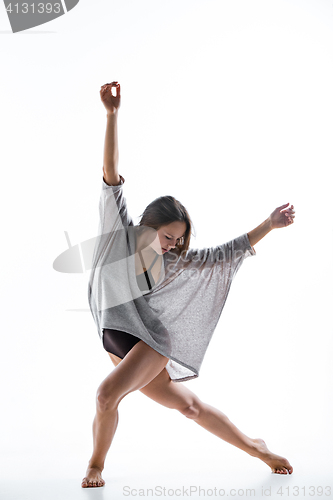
[138,195,195,256]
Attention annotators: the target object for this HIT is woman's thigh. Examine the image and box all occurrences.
[106,348,201,413]
[138,367,202,413]
[98,340,168,406]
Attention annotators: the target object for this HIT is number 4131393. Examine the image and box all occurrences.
[5,3,61,14]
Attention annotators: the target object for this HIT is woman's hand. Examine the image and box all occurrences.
[269,203,295,229]
[100,82,121,114]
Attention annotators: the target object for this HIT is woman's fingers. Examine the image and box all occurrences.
[282,205,295,214]
[277,202,290,210]
[100,82,120,99]
[284,211,295,225]
[100,81,119,88]
[284,212,295,221]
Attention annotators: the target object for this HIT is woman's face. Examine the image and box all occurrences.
[151,221,187,255]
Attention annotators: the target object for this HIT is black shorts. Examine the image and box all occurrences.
[102,328,142,359]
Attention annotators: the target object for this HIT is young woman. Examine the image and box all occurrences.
[82,81,295,488]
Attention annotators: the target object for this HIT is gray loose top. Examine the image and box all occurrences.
[88,175,256,382]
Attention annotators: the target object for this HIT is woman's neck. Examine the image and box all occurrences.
[136,231,157,256]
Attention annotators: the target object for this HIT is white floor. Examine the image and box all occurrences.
[1,425,332,500]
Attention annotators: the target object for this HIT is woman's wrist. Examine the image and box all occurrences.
[106,109,118,118]
[267,216,274,231]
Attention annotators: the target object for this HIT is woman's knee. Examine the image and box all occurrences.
[96,381,123,412]
[179,398,204,420]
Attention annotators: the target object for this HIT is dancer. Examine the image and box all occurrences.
[82,81,295,488]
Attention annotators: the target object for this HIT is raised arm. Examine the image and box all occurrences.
[247,203,295,247]
[100,82,121,186]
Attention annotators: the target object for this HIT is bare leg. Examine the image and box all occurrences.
[81,341,169,488]
[191,403,293,474]
[134,366,293,475]
[191,402,257,453]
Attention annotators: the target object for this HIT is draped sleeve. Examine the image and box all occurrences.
[88,175,257,383]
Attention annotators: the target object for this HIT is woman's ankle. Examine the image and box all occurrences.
[87,460,104,471]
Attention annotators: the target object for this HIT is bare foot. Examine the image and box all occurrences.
[252,438,293,475]
[81,466,105,488]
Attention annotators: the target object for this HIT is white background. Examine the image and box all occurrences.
[1,0,332,498]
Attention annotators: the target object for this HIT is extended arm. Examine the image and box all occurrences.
[247,218,272,247]
[247,203,295,247]
[100,82,121,186]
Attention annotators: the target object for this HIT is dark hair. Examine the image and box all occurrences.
[138,195,195,255]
